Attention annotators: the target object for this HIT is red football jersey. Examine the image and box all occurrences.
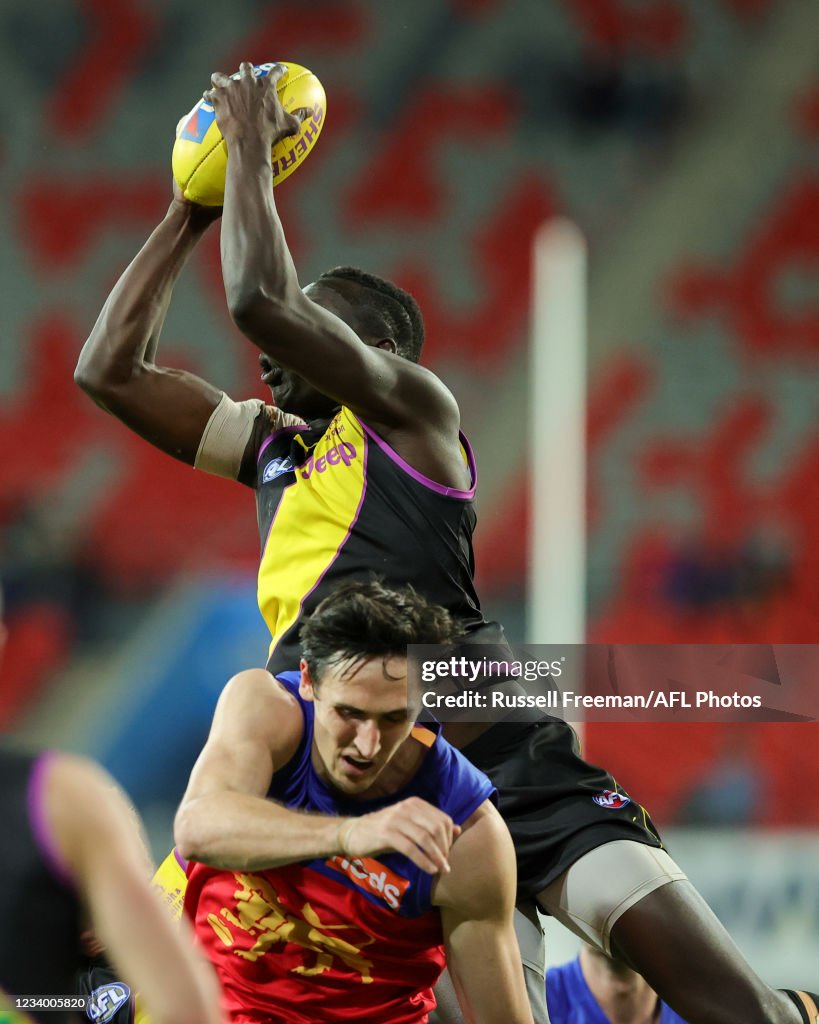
[186,859,445,1024]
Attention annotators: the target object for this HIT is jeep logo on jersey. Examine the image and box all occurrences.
[300,441,357,479]
[326,855,410,911]
[86,982,131,1023]
[262,455,295,483]
[592,789,631,810]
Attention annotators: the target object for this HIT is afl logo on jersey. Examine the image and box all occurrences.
[86,981,131,1023]
[263,456,295,483]
[592,789,631,810]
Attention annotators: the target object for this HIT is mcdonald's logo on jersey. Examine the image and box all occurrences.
[326,855,410,911]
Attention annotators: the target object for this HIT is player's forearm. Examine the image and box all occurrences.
[220,137,304,336]
[76,204,210,397]
[91,859,222,1024]
[446,920,535,1024]
[175,791,348,871]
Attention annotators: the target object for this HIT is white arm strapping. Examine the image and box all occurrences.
[194,394,303,480]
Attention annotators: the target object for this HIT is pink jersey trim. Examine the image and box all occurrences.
[257,424,306,465]
[27,751,75,889]
[358,419,476,500]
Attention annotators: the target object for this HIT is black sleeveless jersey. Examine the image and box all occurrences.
[0,747,84,1023]
[255,407,488,673]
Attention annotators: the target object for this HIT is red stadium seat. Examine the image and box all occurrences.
[0,603,71,728]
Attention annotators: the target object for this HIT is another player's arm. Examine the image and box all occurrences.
[211,64,460,437]
[74,194,227,464]
[174,668,458,873]
[44,755,222,1024]
[435,801,535,1024]
[174,668,327,870]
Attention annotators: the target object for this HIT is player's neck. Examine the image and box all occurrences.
[353,733,428,800]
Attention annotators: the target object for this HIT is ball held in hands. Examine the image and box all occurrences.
[172,61,326,206]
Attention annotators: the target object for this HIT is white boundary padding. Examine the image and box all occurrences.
[527,219,587,647]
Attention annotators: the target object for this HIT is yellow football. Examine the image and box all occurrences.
[172,61,326,206]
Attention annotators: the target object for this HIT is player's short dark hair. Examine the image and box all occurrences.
[300,578,456,684]
[318,266,425,363]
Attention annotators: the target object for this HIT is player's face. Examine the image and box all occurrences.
[258,352,335,419]
[299,656,419,797]
[257,282,366,419]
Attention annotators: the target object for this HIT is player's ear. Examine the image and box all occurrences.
[299,658,316,702]
[375,337,397,354]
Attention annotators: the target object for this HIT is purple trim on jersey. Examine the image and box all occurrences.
[268,432,370,665]
[358,419,477,500]
[26,752,75,889]
[174,847,188,872]
[257,424,306,466]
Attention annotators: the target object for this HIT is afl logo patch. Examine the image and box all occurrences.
[592,789,631,810]
[262,456,294,483]
[86,981,131,1022]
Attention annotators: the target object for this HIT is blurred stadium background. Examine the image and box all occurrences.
[1,0,818,985]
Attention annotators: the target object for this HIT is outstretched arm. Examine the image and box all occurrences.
[75,194,229,465]
[45,754,222,1024]
[436,802,535,1024]
[210,64,460,439]
[174,668,459,875]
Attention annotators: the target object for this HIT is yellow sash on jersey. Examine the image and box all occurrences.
[258,408,367,660]
[150,848,188,922]
[130,849,188,1024]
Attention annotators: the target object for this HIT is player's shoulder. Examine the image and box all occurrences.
[215,668,305,754]
[457,798,508,844]
[42,752,119,810]
[431,735,496,820]
[353,351,462,437]
[433,799,513,911]
[238,402,307,485]
[37,753,151,879]
[266,405,308,432]
[251,403,301,448]
[401,359,461,425]
[219,667,301,716]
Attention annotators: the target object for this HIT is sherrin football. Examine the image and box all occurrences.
[172,61,326,206]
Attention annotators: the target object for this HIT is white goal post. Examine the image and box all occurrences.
[527,219,587,648]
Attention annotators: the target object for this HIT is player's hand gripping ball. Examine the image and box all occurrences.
[172,61,326,206]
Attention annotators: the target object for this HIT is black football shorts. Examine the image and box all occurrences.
[462,716,664,899]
